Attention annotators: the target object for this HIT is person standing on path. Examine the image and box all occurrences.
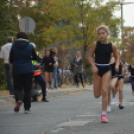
[89,25,119,123]
[43,50,55,89]
[9,32,38,114]
[0,37,14,95]
[71,51,84,88]
[50,48,58,90]
[57,59,62,86]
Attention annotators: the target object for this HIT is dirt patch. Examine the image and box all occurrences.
[66,89,88,95]
[0,90,9,95]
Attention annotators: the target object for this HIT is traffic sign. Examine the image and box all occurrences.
[19,17,36,33]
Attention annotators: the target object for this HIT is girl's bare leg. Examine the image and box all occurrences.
[101,71,111,112]
[114,82,119,95]
[49,72,53,88]
[44,72,49,88]
[108,78,118,105]
[93,73,102,98]
[118,79,124,104]
[112,88,115,98]
[108,89,111,106]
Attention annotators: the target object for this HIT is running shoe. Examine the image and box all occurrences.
[119,104,124,109]
[111,97,116,105]
[101,115,108,123]
[14,101,23,112]
[25,110,31,114]
[107,106,111,112]
[42,97,49,102]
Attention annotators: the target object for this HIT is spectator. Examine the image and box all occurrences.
[57,59,62,77]
[9,32,37,114]
[50,48,58,90]
[57,59,62,86]
[71,51,84,88]
[43,50,55,90]
[0,37,14,95]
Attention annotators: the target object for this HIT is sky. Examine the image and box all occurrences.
[114,0,134,27]
[32,0,134,27]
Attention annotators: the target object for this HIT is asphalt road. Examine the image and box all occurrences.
[0,84,134,134]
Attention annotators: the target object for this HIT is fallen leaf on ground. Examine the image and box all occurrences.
[6,101,15,104]
[68,119,71,122]
[66,126,72,129]
[94,119,98,121]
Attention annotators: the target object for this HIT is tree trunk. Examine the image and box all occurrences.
[82,45,88,68]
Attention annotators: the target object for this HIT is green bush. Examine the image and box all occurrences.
[0,83,8,90]
[0,59,7,90]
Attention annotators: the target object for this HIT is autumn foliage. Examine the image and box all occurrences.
[121,27,134,64]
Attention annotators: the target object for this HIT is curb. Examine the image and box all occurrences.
[0,86,93,103]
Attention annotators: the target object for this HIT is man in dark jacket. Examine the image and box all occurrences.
[10,32,37,114]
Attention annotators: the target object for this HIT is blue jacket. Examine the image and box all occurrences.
[10,39,37,75]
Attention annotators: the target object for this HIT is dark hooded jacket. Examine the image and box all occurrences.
[10,39,37,75]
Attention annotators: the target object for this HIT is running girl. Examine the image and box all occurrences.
[128,57,134,96]
[114,59,127,109]
[107,52,119,112]
[108,52,126,112]
[89,25,119,123]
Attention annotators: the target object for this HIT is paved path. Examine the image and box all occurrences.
[0,84,134,134]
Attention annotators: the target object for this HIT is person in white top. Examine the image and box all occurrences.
[0,37,14,95]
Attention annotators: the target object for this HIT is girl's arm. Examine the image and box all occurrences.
[49,57,55,66]
[120,60,127,76]
[112,44,119,72]
[126,65,131,76]
[110,56,115,64]
[120,60,127,72]
[89,42,98,73]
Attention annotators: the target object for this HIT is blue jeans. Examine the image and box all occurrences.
[52,68,57,89]
[34,74,46,98]
[57,69,62,77]
[57,69,62,86]
[4,64,13,93]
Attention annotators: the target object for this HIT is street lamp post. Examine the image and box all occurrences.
[120,2,134,36]
[120,2,134,59]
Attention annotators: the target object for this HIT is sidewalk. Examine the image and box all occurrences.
[0,85,93,109]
